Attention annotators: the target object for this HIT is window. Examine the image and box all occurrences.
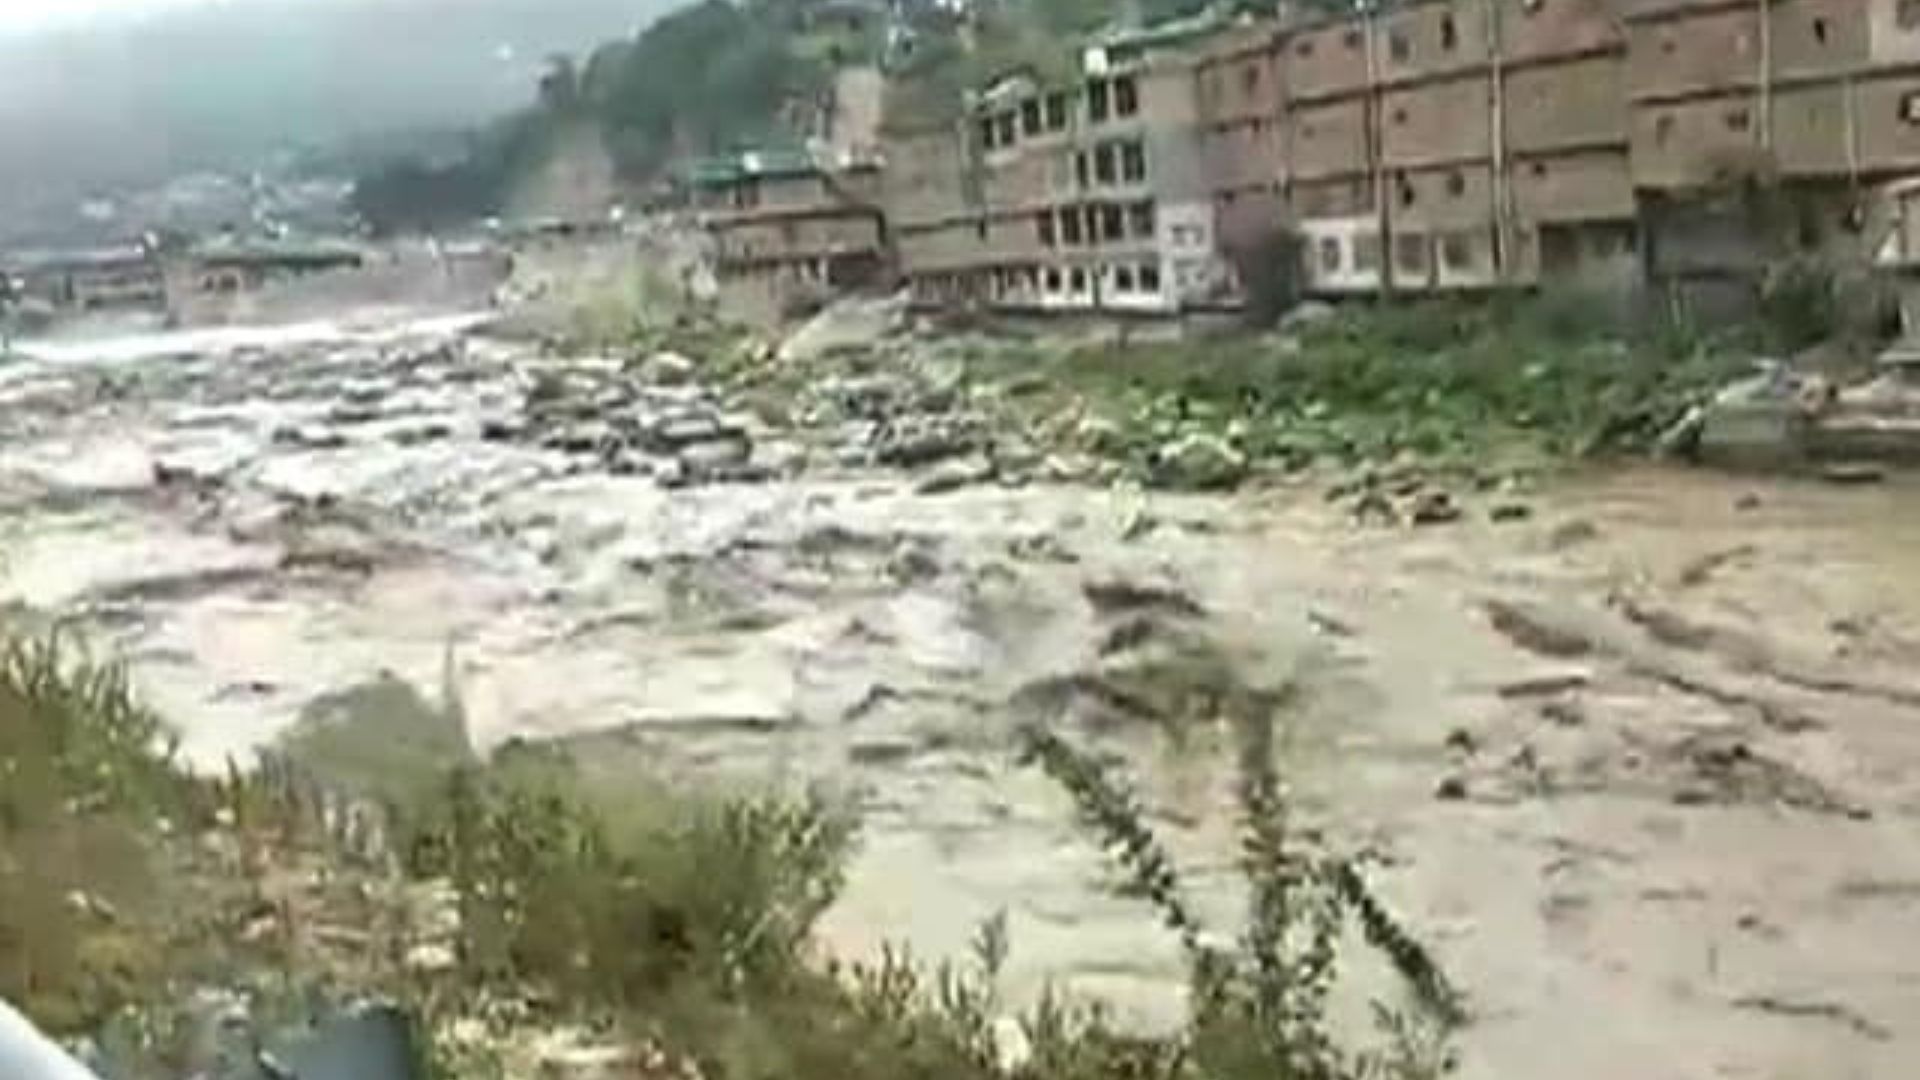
[1075,151,1090,188]
[1296,38,1314,58]
[1654,113,1675,145]
[1399,179,1416,207]
[1390,30,1411,62]
[996,111,1017,146]
[1094,143,1117,183]
[1446,170,1466,197]
[1140,262,1161,291]
[1129,200,1156,238]
[1022,99,1043,136]
[1115,76,1139,116]
[1243,63,1260,96]
[1396,234,1428,275]
[1901,0,1920,29]
[1319,236,1342,274]
[1440,14,1458,50]
[1441,233,1474,271]
[1102,203,1125,241]
[1088,79,1111,122]
[1813,17,1828,44]
[1121,140,1147,181]
[976,219,989,240]
[1724,107,1750,132]
[1070,266,1088,291]
[1531,159,1548,178]
[1901,91,1920,123]
[1355,233,1382,271]
[1061,208,1083,245]
[1045,267,1063,291]
[1045,92,1069,130]
[978,117,996,149]
[1037,212,1056,246]
[1115,265,1136,291]
[1344,29,1362,50]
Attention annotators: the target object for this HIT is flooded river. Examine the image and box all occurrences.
[4,320,1919,1079]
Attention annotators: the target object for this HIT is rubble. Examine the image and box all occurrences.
[1147,432,1247,491]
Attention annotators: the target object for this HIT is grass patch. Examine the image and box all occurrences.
[4,626,1460,1080]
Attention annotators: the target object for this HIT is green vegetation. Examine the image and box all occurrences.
[955,297,1759,481]
[356,0,844,232]
[2,616,1459,1079]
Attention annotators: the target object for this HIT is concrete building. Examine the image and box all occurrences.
[1,244,165,312]
[685,149,888,322]
[868,0,1920,319]
[883,12,1237,315]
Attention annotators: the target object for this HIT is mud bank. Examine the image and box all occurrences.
[2,321,1918,1079]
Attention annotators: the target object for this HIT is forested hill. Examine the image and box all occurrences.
[349,0,1248,234]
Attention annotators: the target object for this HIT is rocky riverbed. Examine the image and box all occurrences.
[6,316,1920,1079]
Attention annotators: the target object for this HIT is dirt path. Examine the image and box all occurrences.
[2,325,1918,1078]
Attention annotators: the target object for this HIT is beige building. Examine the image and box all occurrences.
[686,150,888,321]
[884,14,1236,315]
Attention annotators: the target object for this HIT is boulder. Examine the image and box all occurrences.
[641,350,697,386]
[1408,490,1462,526]
[1149,433,1248,490]
[915,455,995,495]
[678,436,753,476]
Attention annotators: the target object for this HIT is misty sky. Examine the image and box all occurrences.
[0,0,218,34]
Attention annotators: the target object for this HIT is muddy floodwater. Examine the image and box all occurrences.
[5,321,1920,1079]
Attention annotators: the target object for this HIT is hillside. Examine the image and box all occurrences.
[0,0,671,239]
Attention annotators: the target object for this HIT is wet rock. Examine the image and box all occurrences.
[543,422,619,455]
[915,455,995,495]
[1408,490,1462,525]
[274,424,351,451]
[875,422,974,468]
[479,416,527,442]
[1820,462,1885,485]
[648,412,739,451]
[1444,728,1477,754]
[1434,774,1469,801]
[1148,432,1248,491]
[1489,501,1534,523]
[677,436,753,476]
[1083,579,1205,618]
[1733,491,1763,511]
[641,350,698,385]
[387,421,452,446]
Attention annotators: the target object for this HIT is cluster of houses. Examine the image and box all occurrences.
[685,0,1920,323]
[0,236,366,325]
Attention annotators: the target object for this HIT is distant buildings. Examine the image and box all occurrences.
[696,0,1920,321]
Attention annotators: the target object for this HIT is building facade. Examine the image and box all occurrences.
[884,15,1239,314]
[684,150,888,322]
[858,0,1920,317]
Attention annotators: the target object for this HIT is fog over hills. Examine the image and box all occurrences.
[0,0,674,234]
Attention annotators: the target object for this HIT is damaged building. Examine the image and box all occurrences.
[682,149,889,322]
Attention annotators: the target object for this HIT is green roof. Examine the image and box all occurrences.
[681,147,821,188]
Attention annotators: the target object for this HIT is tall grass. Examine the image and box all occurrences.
[3,628,1461,1080]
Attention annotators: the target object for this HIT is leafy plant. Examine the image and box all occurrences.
[1017,705,1463,1080]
